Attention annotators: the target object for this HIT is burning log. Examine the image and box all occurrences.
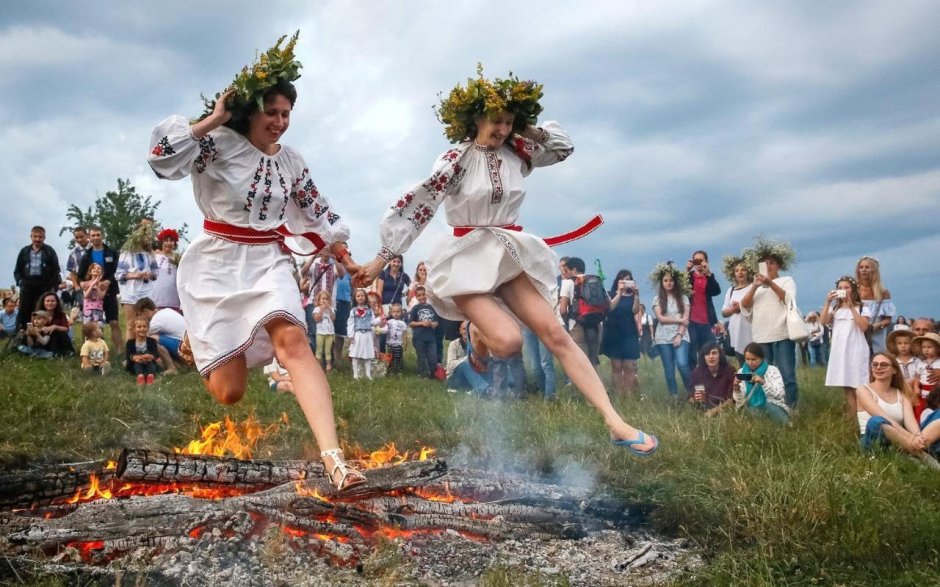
[0,460,113,510]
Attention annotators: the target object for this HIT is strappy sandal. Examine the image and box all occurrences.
[320,448,367,492]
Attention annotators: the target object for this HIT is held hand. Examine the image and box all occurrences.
[826,291,838,303]
[752,375,764,385]
[356,258,385,287]
[928,368,939,386]
[702,260,710,275]
[732,301,741,314]
[912,434,927,452]
[753,274,766,287]
[673,334,682,348]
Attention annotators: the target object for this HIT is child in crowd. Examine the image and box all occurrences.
[0,297,18,339]
[887,330,917,384]
[263,358,294,393]
[821,276,871,416]
[81,263,109,327]
[408,286,440,378]
[312,290,335,373]
[346,289,377,380]
[17,310,53,358]
[913,333,940,420]
[125,318,159,386]
[80,322,111,375]
[385,303,408,374]
[368,291,387,352]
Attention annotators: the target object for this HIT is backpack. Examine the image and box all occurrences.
[571,275,609,327]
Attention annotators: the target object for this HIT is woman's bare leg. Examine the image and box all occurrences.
[205,356,248,404]
[623,359,639,395]
[610,359,625,396]
[844,386,858,417]
[123,304,137,340]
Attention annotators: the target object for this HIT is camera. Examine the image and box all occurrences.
[691,258,702,266]
[622,279,636,290]
[832,290,846,299]
[735,373,753,382]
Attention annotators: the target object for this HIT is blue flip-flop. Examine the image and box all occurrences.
[612,431,659,457]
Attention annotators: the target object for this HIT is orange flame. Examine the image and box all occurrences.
[171,413,287,459]
[352,443,437,469]
[294,482,331,502]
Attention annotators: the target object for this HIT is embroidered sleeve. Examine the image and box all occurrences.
[114,252,130,283]
[147,253,159,282]
[282,148,351,254]
[377,144,470,258]
[147,115,221,180]
[525,121,574,173]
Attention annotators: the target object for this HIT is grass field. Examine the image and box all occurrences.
[1,339,939,586]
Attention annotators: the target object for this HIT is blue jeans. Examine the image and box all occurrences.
[746,403,791,425]
[657,341,691,397]
[522,327,556,400]
[688,321,716,366]
[491,354,526,398]
[304,304,317,351]
[859,416,894,452]
[447,360,492,395]
[760,339,798,407]
[807,343,822,366]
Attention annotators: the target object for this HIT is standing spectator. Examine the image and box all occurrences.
[151,228,182,311]
[407,261,428,310]
[601,269,641,397]
[346,289,377,380]
[804,312,824,366]
[855,256,894,354]
[638,304,654,358]
[559,257,605,369]
[116,221,160,342]
[0,297,18,339]
[13,226,61,332]
[893,316,910,331]
[522,323,556,400]
[650,262,692,398]
[686,250,721,366]
[720,255,753,360]
[333,272,352,367]
[301,251,345,352]
[312,290,336,373]
[374,254,410,352]
[911,318,933,338]
[65,227,91,315]
[78,226,122,353]
[739,238,800,408]
[887,330,917,383]
[385,303,408,374]
[409,286,440,379]
[79,263,109,328]
[821,277,871,416]
[913,333,940,420]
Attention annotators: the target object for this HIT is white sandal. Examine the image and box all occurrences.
[320,448,367,492]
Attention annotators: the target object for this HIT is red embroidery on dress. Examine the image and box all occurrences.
[485,151,503,204]
[244,157,264,212]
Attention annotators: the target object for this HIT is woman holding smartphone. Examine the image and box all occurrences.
[821,276,871,416]
[601,269,641,397]
[733,342,790,425]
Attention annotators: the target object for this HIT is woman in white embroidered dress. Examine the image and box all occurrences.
[147,79,365,491]
[359,70,657,455]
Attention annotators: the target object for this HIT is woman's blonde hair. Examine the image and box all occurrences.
[869,352,915,403]
[856,256,885,301]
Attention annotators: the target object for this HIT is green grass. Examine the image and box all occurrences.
[1,343,939,585]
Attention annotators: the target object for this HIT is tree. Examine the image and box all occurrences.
[60,178,186,248]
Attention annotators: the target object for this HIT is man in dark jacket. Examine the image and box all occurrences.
[686,250,722,368]
[13,226,61,331]
[77,226,122,352]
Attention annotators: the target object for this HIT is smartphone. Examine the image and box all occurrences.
[735,373,753,381]
[834,290,847,299]
[623,279,636,290]
[758,261,768,276]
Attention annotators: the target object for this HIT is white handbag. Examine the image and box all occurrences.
[786,295,809,343]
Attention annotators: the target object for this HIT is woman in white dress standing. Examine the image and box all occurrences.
[720,255,753,361]
[821,276,871,416]
[147,34,365,491]
[358,68,657,456]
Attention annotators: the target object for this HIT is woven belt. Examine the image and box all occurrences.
[203,219,327,256]
[452,214,604,247]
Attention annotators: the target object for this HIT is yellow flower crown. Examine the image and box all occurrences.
[434,64,544,143]
[198,31,302,121]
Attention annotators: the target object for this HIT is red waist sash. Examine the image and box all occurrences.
[202,219,326,256]
[452,214,604,247]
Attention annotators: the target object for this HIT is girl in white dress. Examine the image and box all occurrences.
[821,276,871,416]
[358,69,657,456]
[346,289,378,380]
[115,221,160,341]
[720,257,753,360]
[148,72,366,491]
[151,228,181,311]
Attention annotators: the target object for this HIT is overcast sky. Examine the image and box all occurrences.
[3,1,938,318]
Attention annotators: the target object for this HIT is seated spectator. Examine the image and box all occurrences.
[0,297,18,339]
[887,330,917,383]
[134,297,185,375]
[857,352,925,455]
[16,310,54,359]
[80,322,111,375]
[36,291,74,357]
[732,342,791,425]
[689,342,736,414]
[125,318,160,386]
[446,321,493,396]
[919,388,940,463]
[263,358,294,393]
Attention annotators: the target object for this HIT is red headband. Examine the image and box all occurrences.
[157,228,179,242]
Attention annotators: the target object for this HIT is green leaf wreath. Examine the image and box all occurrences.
[742,236,797,272]
[648,262,691,295]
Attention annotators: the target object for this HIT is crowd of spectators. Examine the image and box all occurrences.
[6,224,940,465]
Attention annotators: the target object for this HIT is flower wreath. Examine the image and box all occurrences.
[648,262,691,295]
[122,222,155,253]
[434,63,544,144]
[742,236,797,272]
[721,254,750,283]
[197,31,302,122]
[157,228,179,242]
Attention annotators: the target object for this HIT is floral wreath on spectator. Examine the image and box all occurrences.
[721,254,751,283]
[649,262,691,295]
[122,221,155,253]
[197,31,302,123]
[156,228,182,266]
[742,236,796,272]
[434,63,544,143]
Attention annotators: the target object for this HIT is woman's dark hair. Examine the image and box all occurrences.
[36,291,66,322]
[224,80,298,136]
[699,341,727,367]
[609,269,634,296]
[743,342,764,359]
[657,276,685,316]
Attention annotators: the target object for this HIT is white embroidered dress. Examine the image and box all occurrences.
[378,122,573,320]
[148,116,349,376]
